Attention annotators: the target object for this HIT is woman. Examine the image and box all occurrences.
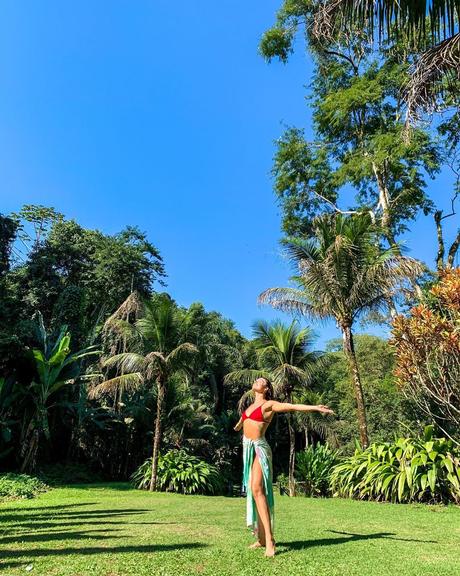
[233,376,334,557]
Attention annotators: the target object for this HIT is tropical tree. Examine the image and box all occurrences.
[20,312,99,472]
[8,212,166,351]
[261,0,459,127]
[226,319,324,496]
[259,213,423,448]
[390,267,460,443]
[310,0,460,127]
[263,26,440,257]
[90,293,198,491]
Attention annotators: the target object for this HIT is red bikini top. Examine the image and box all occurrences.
[242,403,268,423]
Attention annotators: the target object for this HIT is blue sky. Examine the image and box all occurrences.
[0,1,458,349]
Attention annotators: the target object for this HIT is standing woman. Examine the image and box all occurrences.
[233,377,334,557]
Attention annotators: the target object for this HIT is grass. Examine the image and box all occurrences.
[1,483,459,576]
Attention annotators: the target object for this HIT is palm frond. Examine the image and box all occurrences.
[223,369,270,388]
[104,292,143,327]
[258,287,323,318]
[166,343,199,366]
[404,33,460,129]
[272,363,309,388]
[281,236,320,264]
[102,352,147,374]
[88,373,144,399]
[312,0,460,46]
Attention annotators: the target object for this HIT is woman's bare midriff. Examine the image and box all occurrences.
[243,419,271,440]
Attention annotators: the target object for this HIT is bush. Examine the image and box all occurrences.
[131,450,223,495]
[390,268,460,440]
[331,426,460,504]
[0,473,49,501]
[276,472,289,494]
[295,443,339,497]
[37,462,103,486]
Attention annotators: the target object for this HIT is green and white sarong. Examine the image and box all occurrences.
[242,435,275,537]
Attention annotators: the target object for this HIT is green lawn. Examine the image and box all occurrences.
[1,483,459,576]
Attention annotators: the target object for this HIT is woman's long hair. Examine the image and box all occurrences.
[262,377,274,401]
[238,376,275,413]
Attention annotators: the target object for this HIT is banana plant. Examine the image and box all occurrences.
[21,312,100,472]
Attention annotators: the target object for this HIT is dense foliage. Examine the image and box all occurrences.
[390,268,460,441]
[331,426,460,504]
[0,472,49,501]
[131,450,223,495]
[295,444,339,497]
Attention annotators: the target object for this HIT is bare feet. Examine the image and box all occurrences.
[264,538,276,557]
[248,540,264,549]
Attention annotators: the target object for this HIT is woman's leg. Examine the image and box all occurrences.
[248,510,265,548]
[250,454,275,556]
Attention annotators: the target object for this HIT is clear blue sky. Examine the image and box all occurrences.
[0,1,458,348]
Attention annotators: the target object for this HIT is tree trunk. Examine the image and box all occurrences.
[373,161,423,300]
[372,162,398,252]
[150,379,165,491]
[341,325,369,448]
[447,230,460,268]
[20,428,39,473]
[286,392,296,497]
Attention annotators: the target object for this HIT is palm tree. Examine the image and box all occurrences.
[21,312,99,472]
[90,293,198,491]
[226,319,323,496]
[311,0,459,125]
[259,213,422,448]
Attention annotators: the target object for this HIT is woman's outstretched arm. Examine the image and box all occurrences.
[268,401,334,416]
[233,416,243,431]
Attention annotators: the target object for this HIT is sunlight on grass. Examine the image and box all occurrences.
[1,483,459,576]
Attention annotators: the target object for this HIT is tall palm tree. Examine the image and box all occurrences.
[90,293,198,491]
[226,319,323,496]
[259,213,422,448]
[311,0,459,125]
[21,312,99,472]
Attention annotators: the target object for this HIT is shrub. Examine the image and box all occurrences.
[276,472,289,494]
[331,426,460,504]
[131,449,223,495]
[390,268,460,439]
[0,473,49,501]
[295,443,339,497]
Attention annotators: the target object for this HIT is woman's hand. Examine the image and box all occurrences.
[316,404,335,416]
[233,417,243,432]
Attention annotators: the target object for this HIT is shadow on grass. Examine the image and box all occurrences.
[0,542,208,571]
[276,529,437,554]
[5,520,176,531]
[0,503,98,512]
[0,528,123,545]
[64,482,134,490]
[0,508,150,523]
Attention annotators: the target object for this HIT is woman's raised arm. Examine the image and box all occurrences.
[268,401,334,416]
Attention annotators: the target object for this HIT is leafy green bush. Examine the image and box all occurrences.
[295,443,339,497]
[131,450,223,495]
[331,426,460,504]
[38,462,103,486]
[0,473,49,501]
[276,472,289,494]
